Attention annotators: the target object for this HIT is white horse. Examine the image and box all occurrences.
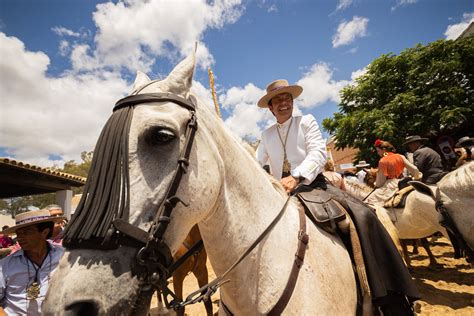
[412,161,474,254]
[43,53,357,315]
[344,179,449,267]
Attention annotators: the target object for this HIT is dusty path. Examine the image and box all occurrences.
[150,237,473,315]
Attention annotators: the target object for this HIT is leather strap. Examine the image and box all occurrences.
[220,205,308,316]
[268,205,308,315]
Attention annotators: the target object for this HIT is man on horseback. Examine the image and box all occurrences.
[256,79,327,193]
[256,81,419,315]
[403,135,447,184]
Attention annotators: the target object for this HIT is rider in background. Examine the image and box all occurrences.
[403,135,447,184]
[366,139,422,206]
[323,160,346,190]
[454,136,474,167]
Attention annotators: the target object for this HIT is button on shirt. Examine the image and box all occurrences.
[0,241,64,316]
[256,115,327,184]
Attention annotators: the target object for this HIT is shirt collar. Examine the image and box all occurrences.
[276,116,293,129]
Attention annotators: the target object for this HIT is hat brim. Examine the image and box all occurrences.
[455,137,474,147]
[257,85,303,108]
[2,216,66,235]
[402,138,428,146]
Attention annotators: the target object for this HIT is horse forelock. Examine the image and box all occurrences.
[439,161,474,194]
[65,106,133,243]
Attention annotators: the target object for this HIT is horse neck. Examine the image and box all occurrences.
[198,125,301,309]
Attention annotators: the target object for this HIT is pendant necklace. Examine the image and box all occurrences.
[26,245,50,300]
[276,117,293,177]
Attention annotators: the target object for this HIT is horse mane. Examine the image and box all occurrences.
[438,161,474,194]
[64,106,133,244]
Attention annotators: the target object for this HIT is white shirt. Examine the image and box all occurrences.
[256,115,327,184]
[0,241,64,316]
[356,169,367,183]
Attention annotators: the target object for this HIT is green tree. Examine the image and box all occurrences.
[323,37,474,165]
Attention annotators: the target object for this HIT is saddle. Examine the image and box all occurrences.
[296,187,347,234]
[384,185,414,209]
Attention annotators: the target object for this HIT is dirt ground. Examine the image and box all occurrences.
[150,237,473,315]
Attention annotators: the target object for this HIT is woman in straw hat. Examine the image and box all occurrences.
[256,79,327,193]
[0,209,64,316]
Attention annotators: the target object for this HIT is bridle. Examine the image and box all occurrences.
[65,92,306,313]
[110,93,200,306]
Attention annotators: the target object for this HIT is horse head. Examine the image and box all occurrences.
[44,51,227,315]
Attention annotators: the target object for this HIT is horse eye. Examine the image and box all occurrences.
[148,128,176,145]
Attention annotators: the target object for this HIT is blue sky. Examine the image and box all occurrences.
[0,0,473,167]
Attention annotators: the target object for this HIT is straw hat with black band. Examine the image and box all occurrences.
[257,79,303,108]
[355,161,370,168]
[2,209,65,235]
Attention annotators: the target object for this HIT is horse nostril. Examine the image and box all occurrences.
[66,300,100,316]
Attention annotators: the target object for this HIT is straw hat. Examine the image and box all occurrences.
[402,135,428,146]
[355,160,370,168]
[2,209,65,235]
[257,79,303,108]
[455,136,474,147]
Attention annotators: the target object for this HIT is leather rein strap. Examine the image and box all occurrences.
[220,201,308,315]
[268,204,308,315]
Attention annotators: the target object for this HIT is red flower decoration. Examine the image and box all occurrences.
[374,139,382,147]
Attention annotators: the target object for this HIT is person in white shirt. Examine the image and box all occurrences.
[255,81,419,314]
[256,79,327,193]
[0,209,65,316]
[354,160,370,184]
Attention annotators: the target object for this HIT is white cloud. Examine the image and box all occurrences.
[444,13,474,40]
[336,0,353,12]
[297,63,350,108]
[350,67,368,81]
[0,0,246,168]
[391,0,418,11]
[218,83,271,138]
[69,0,243,73]
[0,33,129,167]
[58,40,70,56]
[332,16,369,48]
[267,5,278,13]
[51,26,81,38]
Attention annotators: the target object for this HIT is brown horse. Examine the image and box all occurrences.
[155,225,212,316]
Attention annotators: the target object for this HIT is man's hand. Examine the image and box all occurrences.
[280,175,300,193]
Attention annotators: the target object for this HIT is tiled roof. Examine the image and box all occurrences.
[0,158,86,184]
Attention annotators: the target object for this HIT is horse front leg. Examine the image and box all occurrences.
[172,272,186,316]
[420,238,442,269]
[400,239,412,269]
[194,250,213,316]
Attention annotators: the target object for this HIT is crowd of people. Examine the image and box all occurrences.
[0,205,67,315]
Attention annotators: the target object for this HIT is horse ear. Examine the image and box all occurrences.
[130,71,151,95]
[165,44,196,97]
